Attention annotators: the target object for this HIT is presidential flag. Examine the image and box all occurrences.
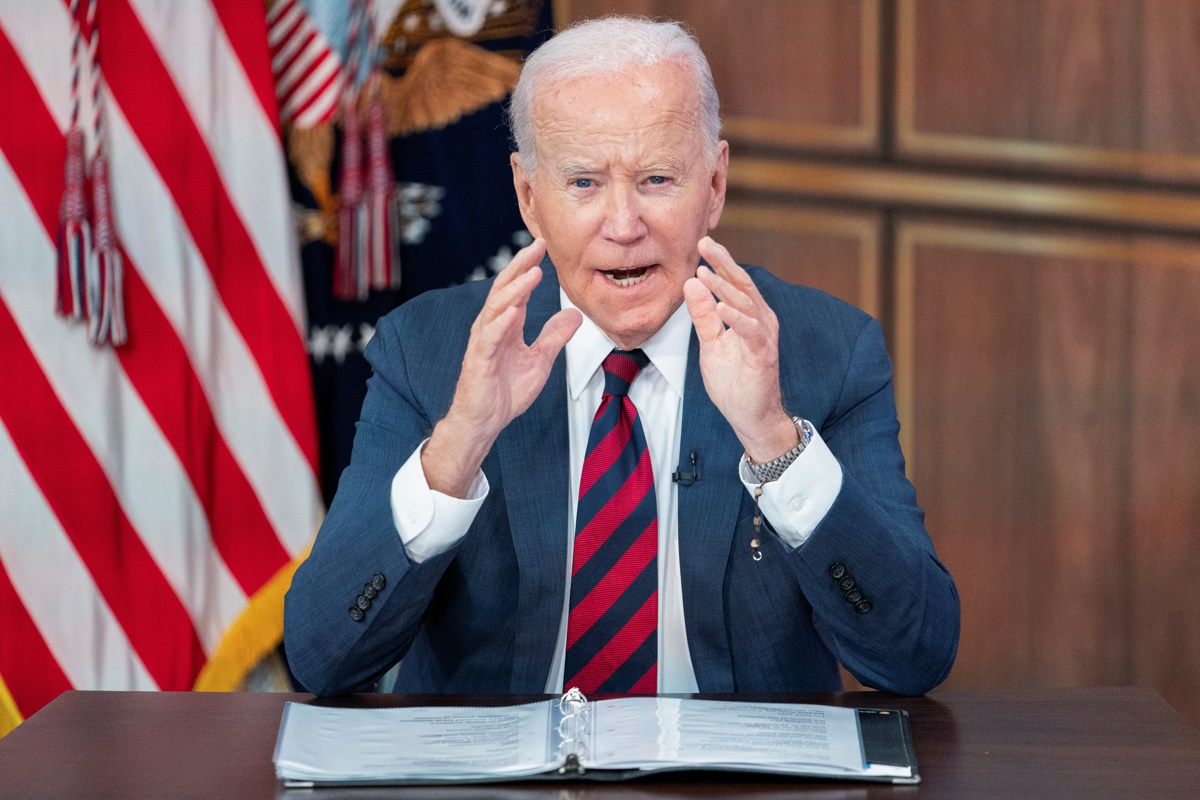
[0,0,322,735]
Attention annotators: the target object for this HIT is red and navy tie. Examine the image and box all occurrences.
[564,349,658,695]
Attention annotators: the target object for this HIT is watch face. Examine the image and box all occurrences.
[794,417,813,445]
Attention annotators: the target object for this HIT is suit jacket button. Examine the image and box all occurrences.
[854,599,873,614]
[845,589,863,604]
[838,575,856,592]
[356,594,372,611]
[363,583,378,600]
[829,563,846,580]
[349,606,365,622]
[371,573,387,591]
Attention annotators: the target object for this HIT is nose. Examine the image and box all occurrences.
[601,184,648,245]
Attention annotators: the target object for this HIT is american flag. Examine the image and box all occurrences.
[0,0,322,734]
[267,0,343,127]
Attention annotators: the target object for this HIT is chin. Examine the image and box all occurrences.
[604,311,667,348]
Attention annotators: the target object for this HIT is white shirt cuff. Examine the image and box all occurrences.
[391,439,489,563]
[737,425,843,549]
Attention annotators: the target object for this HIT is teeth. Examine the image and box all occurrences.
[604,267,651,287]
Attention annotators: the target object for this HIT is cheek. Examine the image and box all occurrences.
[542,203,599,244]
[652,195,708,237]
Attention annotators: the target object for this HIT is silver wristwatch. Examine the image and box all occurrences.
[744,417,813,484]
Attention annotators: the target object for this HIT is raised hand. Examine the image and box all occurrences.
[423,238,582,497]
[683,236,799,464]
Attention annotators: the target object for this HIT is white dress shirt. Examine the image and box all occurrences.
[389,291,844,692]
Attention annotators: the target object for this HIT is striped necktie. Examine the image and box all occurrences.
[564,349,658,695]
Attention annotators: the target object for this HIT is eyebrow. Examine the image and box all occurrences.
[560,163,597,179]
[639,161,684,174]
[558,159,686,179]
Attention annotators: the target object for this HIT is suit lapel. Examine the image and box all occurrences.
[676,329,742,692]
[496,258,571,693]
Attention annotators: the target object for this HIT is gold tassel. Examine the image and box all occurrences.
[0,672,21,739]
[192,541,314,693]
[381,37,521,138]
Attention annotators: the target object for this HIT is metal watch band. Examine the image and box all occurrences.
[745,417,813,484]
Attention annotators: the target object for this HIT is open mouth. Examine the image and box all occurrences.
[601,265,653,287]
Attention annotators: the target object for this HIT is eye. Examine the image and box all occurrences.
[571,178,594,189]
[646,175,667,185]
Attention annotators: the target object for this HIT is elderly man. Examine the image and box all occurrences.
[285,17,959,697]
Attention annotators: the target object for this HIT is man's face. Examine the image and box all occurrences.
[511,61,729,350]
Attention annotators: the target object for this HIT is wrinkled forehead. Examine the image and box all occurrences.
[529,62,705,161]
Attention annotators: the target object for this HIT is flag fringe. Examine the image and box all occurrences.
[355,203,370,299]
[0,671,21,739]
[89,155,127,346]
[364,92,400,291]
[56,220,92,320]
[92,247,127,346]
[191,542,313,693]
[334,98,364,300]
[56,126,90,320]
[333,85,402,301]
[56,131,128,345]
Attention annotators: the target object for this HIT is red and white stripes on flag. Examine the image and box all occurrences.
[268,0,344,127]
[0,0,323,735]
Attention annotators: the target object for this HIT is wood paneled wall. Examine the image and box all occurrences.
[899,0,1200,183]
[555,0,1200,727]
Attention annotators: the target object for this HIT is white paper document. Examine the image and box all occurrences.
[588,697,864,774]
[274,702,553,782]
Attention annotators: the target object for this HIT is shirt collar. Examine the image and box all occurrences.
[561,288,692,401]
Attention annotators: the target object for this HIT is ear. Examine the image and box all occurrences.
[511,152,542,238]
[705,140,730,231]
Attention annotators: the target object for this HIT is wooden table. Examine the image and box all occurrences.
[1,688,1198,799]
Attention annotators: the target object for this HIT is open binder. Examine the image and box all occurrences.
[274,689,919,787]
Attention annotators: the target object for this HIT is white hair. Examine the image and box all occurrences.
[508,16,721,175]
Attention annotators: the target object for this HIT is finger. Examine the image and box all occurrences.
[697,264,756,318]
[683,276,724,344]
[496,239,544,283]
[699,236,765,304]
[698,236,741,281]
[481,264,542,325]
[715,301,771,351]
[531,307,583,365]
[491,237,547,291]
[475,305,523,358]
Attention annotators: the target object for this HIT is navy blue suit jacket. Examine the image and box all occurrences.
[284,261,960,696]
